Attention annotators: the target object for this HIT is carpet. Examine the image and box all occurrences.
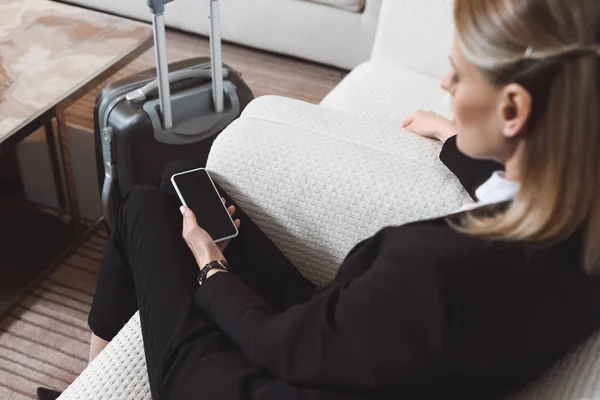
[0,228,106,399]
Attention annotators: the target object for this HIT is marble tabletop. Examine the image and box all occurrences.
[0,0,152,143]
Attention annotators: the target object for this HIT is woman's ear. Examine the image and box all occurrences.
[498,83,532,139]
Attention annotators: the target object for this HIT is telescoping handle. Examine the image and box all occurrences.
[146,0,225,130]
[125,67,229,103]
[147,0,174,129]
[209,0,224,113]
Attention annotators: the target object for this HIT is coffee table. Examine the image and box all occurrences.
[0,0,152,227]
[0,0,152,316]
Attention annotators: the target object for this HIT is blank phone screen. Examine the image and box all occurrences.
[173,169,238,242]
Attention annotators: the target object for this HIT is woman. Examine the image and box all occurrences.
[82,0,600,399]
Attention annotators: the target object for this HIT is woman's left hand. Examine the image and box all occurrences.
[402,111,456,143]
[180,204,240,270]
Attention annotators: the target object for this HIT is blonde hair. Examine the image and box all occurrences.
[453,0,600,273]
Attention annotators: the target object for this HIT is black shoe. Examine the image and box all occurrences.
[36,387,62,400]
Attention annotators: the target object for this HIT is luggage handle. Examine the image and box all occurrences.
[209,0,224,114]
[125,67,229,103]
[147,0,225,130]
[147,0,173,129]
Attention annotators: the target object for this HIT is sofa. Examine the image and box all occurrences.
[59,0,382,70]
[59,0,600,398]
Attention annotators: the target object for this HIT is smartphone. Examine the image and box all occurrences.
[171,168,238,243]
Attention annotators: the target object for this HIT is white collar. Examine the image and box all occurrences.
[457,171,520,212]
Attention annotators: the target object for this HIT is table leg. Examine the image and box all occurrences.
[54,109,82,234]
[44,120,68,211]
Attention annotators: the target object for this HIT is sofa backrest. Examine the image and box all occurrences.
[59,0,383,70]
[371,0,454,80]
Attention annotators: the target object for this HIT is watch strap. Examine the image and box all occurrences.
[197,259,230,286]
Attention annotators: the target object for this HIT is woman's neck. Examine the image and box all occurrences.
[504,157,520,181]
[503,144,526,182]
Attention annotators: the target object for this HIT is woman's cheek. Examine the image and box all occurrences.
[452,94,465,132]
[452,94,475,155]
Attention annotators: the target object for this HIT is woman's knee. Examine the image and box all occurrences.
[118,185,176,229]
[117,161,198,235]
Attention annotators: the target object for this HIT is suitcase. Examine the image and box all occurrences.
[95,0,253,229]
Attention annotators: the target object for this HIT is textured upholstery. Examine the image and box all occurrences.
[60,314,151,399]
[60,0,382,70]
[206,96,471,284]
[510,332,600,400]
[320,61,454,124]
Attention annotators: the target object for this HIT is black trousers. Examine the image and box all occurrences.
[88,161,316,400]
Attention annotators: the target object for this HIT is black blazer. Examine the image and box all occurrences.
[196,137,600,399]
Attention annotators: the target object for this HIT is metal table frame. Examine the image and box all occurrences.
[0,37,153,233]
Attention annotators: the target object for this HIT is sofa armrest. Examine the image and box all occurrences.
[58,313,150,400]
[207,95,471,284]
[508,328,600,400]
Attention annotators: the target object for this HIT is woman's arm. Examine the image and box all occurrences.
[439,136,504,200]
[403,112,504,200]
[195,231,444,388]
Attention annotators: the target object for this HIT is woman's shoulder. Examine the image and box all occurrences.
[379,212,531,271]
[380,209,584,278]
[382,213,492,252]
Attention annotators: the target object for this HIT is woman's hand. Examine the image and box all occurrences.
[215,198,241,253]
[402,111,456,143]
[180,200,241,272]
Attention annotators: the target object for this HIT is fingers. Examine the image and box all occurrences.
[180,206,199,237]
[222,199,238,221]
[229,208,241,231]
[401,116,414,129]
[217,218,241,252]
[180,204,241,237]
[223,198,237,217]
[180,205,196,221]
[180,206,191,235]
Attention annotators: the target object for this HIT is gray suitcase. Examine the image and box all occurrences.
[95,0,253,228]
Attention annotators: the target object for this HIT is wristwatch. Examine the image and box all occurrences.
[198,259,231,286]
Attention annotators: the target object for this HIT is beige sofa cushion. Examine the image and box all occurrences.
[303,0,366,13]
